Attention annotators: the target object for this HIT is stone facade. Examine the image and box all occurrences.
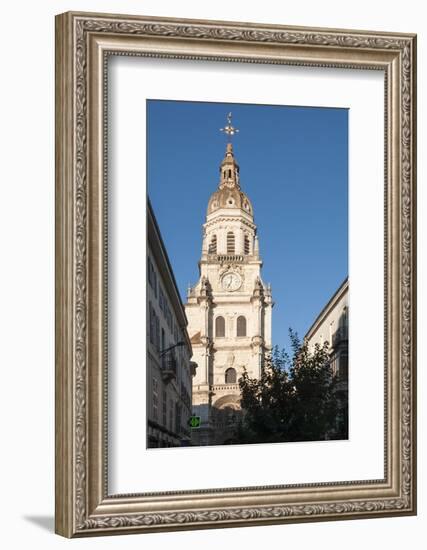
[147,202,196,448]
[304,278,349,435]
[185,142,273,446]
[304,278,348,378]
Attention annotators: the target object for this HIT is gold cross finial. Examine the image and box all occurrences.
[220,112,239,138]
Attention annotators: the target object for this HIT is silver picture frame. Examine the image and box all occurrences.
[55,11,417,537]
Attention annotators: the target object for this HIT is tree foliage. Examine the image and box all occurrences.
[237,330,347,444]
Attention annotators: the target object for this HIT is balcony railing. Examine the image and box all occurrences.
[208,254,245,263]
[161,353,177,382]
[211,383,240,392]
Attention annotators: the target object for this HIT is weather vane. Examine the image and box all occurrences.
[220,112,239,138]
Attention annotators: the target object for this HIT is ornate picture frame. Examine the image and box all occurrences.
[55,11,417,537]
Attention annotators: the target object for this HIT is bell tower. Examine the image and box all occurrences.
[185,114,273,446]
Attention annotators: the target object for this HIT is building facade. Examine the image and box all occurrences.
[185,138,273,446]
[304,278,349,435]
[147,202,196,448]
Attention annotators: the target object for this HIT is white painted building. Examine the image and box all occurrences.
[147,202,196,448]
[305,278,349,435]
[185,139,273,446]
[304,278,348,381]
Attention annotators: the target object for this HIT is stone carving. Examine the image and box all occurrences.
[200,275,212,297]
[82,497,408,530]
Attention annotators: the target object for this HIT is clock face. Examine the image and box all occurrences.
[221,272,242,292]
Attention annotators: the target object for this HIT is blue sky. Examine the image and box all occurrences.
[147,100,348,351]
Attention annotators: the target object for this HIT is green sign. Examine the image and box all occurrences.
[189,415,201,429]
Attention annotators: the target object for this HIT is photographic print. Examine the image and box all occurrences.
[147,100,348,449]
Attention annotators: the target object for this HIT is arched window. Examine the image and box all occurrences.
[244,235,250,255]
[225,368,236,384]
[227,232,235,254]
[237,316,246,337]
[208,234,217,254]
[215,316,225,338]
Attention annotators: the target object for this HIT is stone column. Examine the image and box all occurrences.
[237,227,244,255]
[264,303,272,348]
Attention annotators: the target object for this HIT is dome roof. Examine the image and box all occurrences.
[207,187,253,217]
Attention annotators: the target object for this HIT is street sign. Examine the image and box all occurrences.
[189,415,201,429]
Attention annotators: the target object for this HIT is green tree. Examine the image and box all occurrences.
[237,330,347,444]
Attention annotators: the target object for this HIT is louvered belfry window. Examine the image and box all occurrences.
[227,232,235,254]
[244,235,250,255]
[208,234,217,254]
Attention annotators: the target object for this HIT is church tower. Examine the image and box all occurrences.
[185,114,273,446]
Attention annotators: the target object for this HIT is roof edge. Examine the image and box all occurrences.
[304,277,349,341]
